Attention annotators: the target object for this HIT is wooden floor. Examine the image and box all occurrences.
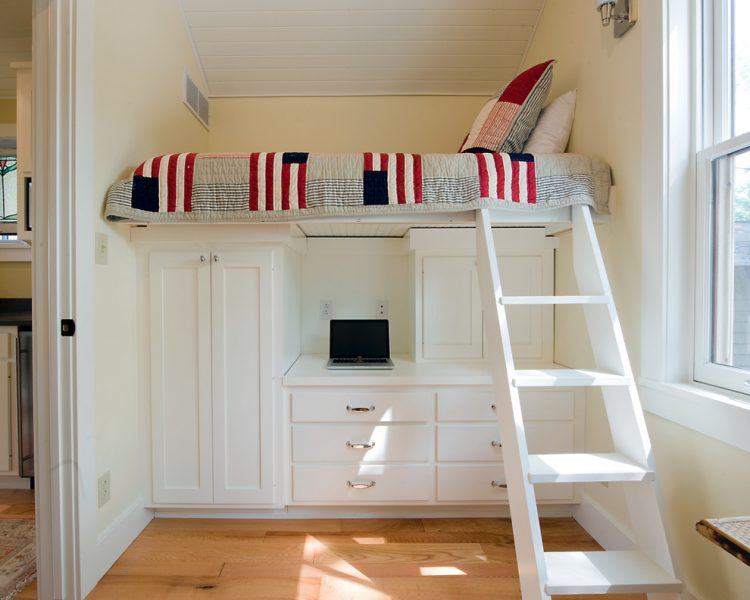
[89,517,646,599]
[0,489,36,599]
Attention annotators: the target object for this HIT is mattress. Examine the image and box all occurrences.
[104,151,611,223]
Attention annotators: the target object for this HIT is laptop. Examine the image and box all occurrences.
[327,319,394,370]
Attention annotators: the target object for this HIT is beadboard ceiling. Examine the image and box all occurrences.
[0,0,32,98]
[180,0,544,97]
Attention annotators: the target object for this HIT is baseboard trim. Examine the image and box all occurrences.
[0,476,31,490]
[573,494,636,550]
[154,504,577,520]
[95,497,153,580]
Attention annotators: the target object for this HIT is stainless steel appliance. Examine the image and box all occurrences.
[16,329,33,479]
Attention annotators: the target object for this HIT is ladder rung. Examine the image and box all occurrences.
[545,551,682,595]
[499,295,609,305]
[512,368,630,388]
[528,453,654,484]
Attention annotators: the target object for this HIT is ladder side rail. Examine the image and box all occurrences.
[571,205,678,582]
[475,209,549,600]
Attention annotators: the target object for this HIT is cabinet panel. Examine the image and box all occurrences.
[292,424,433,463]
[422,256,482,359]
[437,389,575,422]
[211,251,274,504]
[150,252,213,504]
[437,422,575,462]
[291,391,433,423]
[293,464,432,503]
[437,465,574,502]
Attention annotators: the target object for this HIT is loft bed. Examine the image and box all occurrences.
[104,151,611,234]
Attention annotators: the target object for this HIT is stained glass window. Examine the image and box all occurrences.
[0,156,18,223]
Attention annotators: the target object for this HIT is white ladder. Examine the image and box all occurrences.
[475,206,681,599]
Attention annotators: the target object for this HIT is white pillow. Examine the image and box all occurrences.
[523,90,577,154]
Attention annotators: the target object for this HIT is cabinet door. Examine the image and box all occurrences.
[422,256,483,359]
[211,250,274,504]
[150,252,212,504]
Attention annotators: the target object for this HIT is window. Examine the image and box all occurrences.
[695,0,750,393]
[0,155,18,235]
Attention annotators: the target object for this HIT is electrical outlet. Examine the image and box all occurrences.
[95,232,108,265]
[320,300,333,319]
[377,300,389,317]
[98,471,111,508]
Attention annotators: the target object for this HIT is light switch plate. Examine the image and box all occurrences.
[95,232,108,265]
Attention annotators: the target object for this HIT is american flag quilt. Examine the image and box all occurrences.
[104,152,610,223]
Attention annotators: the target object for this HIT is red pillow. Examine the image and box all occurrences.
[460,60,555,154]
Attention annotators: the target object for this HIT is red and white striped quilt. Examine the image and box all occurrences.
[105,152,610,222]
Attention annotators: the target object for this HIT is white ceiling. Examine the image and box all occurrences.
[180,0,544,97]
[0,0,32,98]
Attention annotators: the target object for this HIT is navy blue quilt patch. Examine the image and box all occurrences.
[363,171,388,205]
[132,176,159,212]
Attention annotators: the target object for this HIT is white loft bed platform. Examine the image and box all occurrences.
[124,201,612,238]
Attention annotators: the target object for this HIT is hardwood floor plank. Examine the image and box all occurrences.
[89,517,647,599]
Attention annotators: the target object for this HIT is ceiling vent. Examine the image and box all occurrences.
[183,70,209,129]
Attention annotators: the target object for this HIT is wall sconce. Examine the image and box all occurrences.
[596,0,638,38]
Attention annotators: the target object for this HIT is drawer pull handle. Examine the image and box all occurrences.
[346,441,375,450]
[490,440,502,448]
[346,405,376,413]
[347,480,376,489]
[491,480,508,489]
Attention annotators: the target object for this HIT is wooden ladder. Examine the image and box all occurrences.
[474,206,682,599]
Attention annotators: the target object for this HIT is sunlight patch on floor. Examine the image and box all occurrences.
[419,566,467,576]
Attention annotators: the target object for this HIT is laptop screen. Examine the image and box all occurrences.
[329,319,390,359]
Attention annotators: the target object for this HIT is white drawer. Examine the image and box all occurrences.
[292,424,433,463]
[437,422,575,462]
[291,391,433,423]
[0,333,10,359]
[292,465,432,503]
[437,465,574,502]
[437,389,575,422]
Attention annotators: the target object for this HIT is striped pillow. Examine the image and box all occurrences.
[460,60,555,154]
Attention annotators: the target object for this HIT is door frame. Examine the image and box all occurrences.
[33,0,97,596]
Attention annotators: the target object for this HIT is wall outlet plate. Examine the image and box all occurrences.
[377,300,389,317]
[98,471,111,507]
[320,300,332,319]
[95,232,108,265]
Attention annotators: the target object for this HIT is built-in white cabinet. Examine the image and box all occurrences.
[413,228,555,363]
[149,250,274,505]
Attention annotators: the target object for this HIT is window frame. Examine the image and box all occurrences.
[693,0,750,394]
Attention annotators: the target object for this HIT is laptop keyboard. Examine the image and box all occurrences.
[331,357,389,364]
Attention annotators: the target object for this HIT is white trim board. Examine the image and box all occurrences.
[640,378,750,454]
[96,498,153,579]
[154,504,578,520]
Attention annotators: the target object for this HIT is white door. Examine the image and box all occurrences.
[211,250,274,504]
[150,252,213,504]
[422,256,483,359]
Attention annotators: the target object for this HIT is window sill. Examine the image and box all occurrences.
[0,240,31,262]
[639,377,750,453]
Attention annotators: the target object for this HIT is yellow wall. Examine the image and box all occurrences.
[209,96,485,154]
[0,100,16,124]
[93,0,208,535]
[523,2,750,598]
[0,262,31,297]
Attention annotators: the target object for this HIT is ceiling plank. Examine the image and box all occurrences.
[183,0,544,11]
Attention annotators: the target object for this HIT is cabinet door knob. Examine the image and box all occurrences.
[346,441,375,449]
[490,440,502,448]
[200,255,207,262]
[346,405,375,413]
[491,480,508,489]
[491,404,496,411]
[347,480,376,489]
[213,255,220,262]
